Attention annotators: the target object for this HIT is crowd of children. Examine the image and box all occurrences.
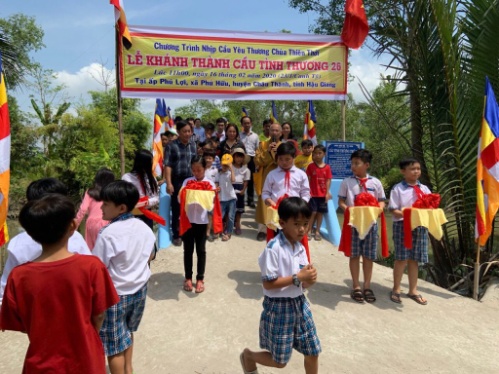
[0,114,439,373]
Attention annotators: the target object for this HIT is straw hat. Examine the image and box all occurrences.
[231,147,251,165]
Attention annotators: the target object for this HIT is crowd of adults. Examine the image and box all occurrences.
[160,116,297,246]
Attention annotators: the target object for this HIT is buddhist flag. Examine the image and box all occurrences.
[341,0,369,49]
[152,99,166,177]
[270,101,278,123]
[164,103,174,129]
[0,52,10,246]
[303,100,317,145]
[110,0,132,49]
[476,77,499,246]
[242,107,249,118]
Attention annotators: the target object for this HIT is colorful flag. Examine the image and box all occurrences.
[152,99,166,177]
[270,101,278,123]
[110,0,132,49]
[476,77,499,246]
[0,52,10,246]
[242,107,249,118]
[341,0,369,49]
[165,104,174,129]
[303,100,317,145]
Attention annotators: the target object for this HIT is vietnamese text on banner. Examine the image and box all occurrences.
[120,26,348,100]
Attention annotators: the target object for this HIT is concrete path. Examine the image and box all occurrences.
[1,213,498,373]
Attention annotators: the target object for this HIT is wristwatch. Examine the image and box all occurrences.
[292,274,301,287]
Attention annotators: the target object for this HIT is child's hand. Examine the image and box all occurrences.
[298,264,317,284]
[326,192,332,201]
[216,187,221,192]
[239,190,245,195]
[265,198,276,207]
[136,199,148,208]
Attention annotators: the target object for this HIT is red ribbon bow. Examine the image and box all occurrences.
[403,192,441,248]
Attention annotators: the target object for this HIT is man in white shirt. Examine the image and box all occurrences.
[239,116,260,208]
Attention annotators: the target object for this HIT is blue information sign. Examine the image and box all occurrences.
[324,141,363,179]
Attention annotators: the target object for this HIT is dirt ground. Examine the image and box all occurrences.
[1,212,498,373]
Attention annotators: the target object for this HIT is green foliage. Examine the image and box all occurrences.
[0,14,45,88]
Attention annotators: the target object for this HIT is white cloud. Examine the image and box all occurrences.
[54,63,115,103]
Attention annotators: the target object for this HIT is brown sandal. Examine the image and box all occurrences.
[183,279,193,292]
[195,280,205,293]
[222,233,231,241]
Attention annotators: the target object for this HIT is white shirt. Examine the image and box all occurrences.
[0,231,91,304]
[338,175,386,207]
[93,218,155,295]
[218,170,237,201]
[388,181,432,222]
[205,166,219,184]
[181,177,216,224]
[215,131,226,142]
[258,232,309,298]
[262,166,311,203]
[239,131,260,157]
[122,172,159,207]
[233,165,251,184]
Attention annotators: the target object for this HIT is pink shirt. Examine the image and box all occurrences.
[75,192,109,250]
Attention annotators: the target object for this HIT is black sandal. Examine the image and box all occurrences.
[350,289,364,303]
[363,289,376,303]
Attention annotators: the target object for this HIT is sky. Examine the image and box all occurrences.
[1,0,391,117]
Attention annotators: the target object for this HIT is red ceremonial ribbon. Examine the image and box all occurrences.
[179,180,223,236]
[265,195,311,263]
[137,196,166,226]
[338,192,389,258]
[403,191,441,249]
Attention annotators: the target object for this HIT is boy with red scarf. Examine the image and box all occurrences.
[338,149,386,304]
[388,158,431,305]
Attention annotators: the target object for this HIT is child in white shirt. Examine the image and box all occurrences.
[218,154,237,241]
[231,148,251,235]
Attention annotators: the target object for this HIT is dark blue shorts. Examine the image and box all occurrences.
[309,197,328,213]
[393,221,429,263]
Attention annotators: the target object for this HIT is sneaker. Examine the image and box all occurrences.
[256,232,266,241]
[173,238,182,246]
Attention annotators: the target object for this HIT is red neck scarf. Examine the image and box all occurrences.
[283,169,291,193]
[357,177,369,192]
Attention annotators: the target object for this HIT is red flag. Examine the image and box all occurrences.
[110,0,132,49]
[341,0,369,49]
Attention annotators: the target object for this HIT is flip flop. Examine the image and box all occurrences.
[350,289,364,303]
[195,280,205,293]
[239,351,259,374]
[407,293,428,305]
[390,291,402,304]
[363,289,376,303]
[314,233,322,241]
[183,279,193,292]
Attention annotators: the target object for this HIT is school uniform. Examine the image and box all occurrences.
[338,175,386,259]
[389,181,432,263]
[258,232,321,364]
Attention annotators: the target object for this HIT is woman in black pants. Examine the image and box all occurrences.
[163,121,197,246]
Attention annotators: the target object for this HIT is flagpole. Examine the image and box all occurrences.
[115,26,125,176]
[341,100,346,141]
[473,243,481,300]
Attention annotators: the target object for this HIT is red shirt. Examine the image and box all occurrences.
[306,163,333,197]
[0,254,119,374]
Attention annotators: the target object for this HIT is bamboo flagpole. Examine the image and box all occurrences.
[115,26,125,176]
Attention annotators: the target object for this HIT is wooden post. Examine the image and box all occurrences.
[473,243,481,300]
[341,99,346,141]
[115,26,125,176]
